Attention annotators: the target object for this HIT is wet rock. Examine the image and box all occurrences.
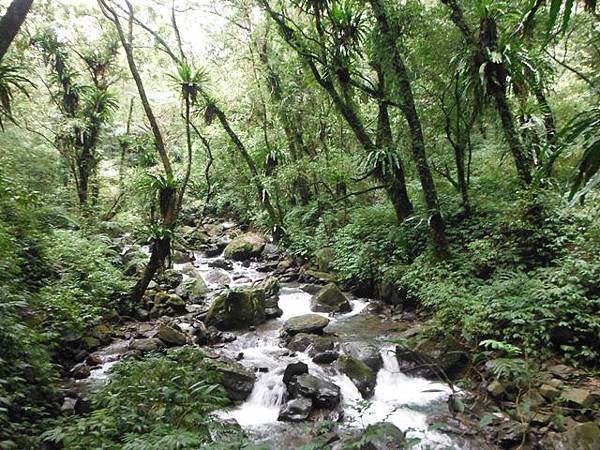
[223,233,266,260]
[61,397,77,414]
[191,321,208,345]
[262,243,280,260]
[337,355,376,398]
[541,422,600,450]
[311,283,352,313]
[288,374,340,409]
[312,351,339,364]
[257,261,279,273]
[561,388,596,408]
[205,288,266,330]
[129,337,164,352]
[278,397,312,422]
[213,357,256,401]
[71,363,91,379]
[209,259,233,270]
[258,276,280,298]
[300,284,323,295]
[283,362,309,386]
[156,324,187,346]
[203,244,222,258]
[181,227,210,250]
[276,258,294,272]
[395,336,469,380]
[287,333,335,355]
[342,342,382,373]
[283,314,330,336]
[305,269,338,284]
[86,355,102,367]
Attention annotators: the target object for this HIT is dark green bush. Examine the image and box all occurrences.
[43,347,233,450]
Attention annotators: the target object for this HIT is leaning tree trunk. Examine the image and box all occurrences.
[98,0,177,303]
[131,186,177,302]
[0,0,33,62]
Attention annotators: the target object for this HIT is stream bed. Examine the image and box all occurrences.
[69,233,485,450]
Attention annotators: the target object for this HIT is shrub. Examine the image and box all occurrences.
[43,347,234,450]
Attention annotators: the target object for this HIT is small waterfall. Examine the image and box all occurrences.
[230,370,287,426]
[278,287,318,321]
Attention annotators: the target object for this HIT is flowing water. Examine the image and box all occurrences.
[79,241,478,449]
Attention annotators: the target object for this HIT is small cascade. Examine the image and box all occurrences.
[231,368,287,426]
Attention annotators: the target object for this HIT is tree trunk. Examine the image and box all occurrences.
[370,0,447,256]
[376,91,413,220]
[0,0,33,62]
[99,0,177,302]
[260,0,414,224]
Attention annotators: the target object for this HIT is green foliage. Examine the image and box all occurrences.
[397,200,600,364]
[0,63,31,129]
[42,347,233,450]
[36,229,129,339]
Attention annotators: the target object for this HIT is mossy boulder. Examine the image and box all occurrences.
[311,283,351,313]
[337,355,376,398]
[223,233,266,260]
[542,422,600,450]
[175,275,208,302]
[205,288,266,330]
[395,335,469,380]
[341,422,406,450]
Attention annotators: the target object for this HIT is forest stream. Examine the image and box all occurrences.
[60,221,493,450]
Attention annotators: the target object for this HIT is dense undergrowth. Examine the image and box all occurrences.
[42,347,236,450]
[281,185,600,366]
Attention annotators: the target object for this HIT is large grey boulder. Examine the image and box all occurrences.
[288,374,340,409]
[156,324,187,346]
[129,338,164,352]
[283,314,330,336]
[212,356,257,401]
[283,362,309,386]
[395,336,469,380]
[310,283,351,313]
[223,233,266,260]
[541,422,600,450]
[342,342,382,373]
[287,333,336,356]
[175,275,208,301]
